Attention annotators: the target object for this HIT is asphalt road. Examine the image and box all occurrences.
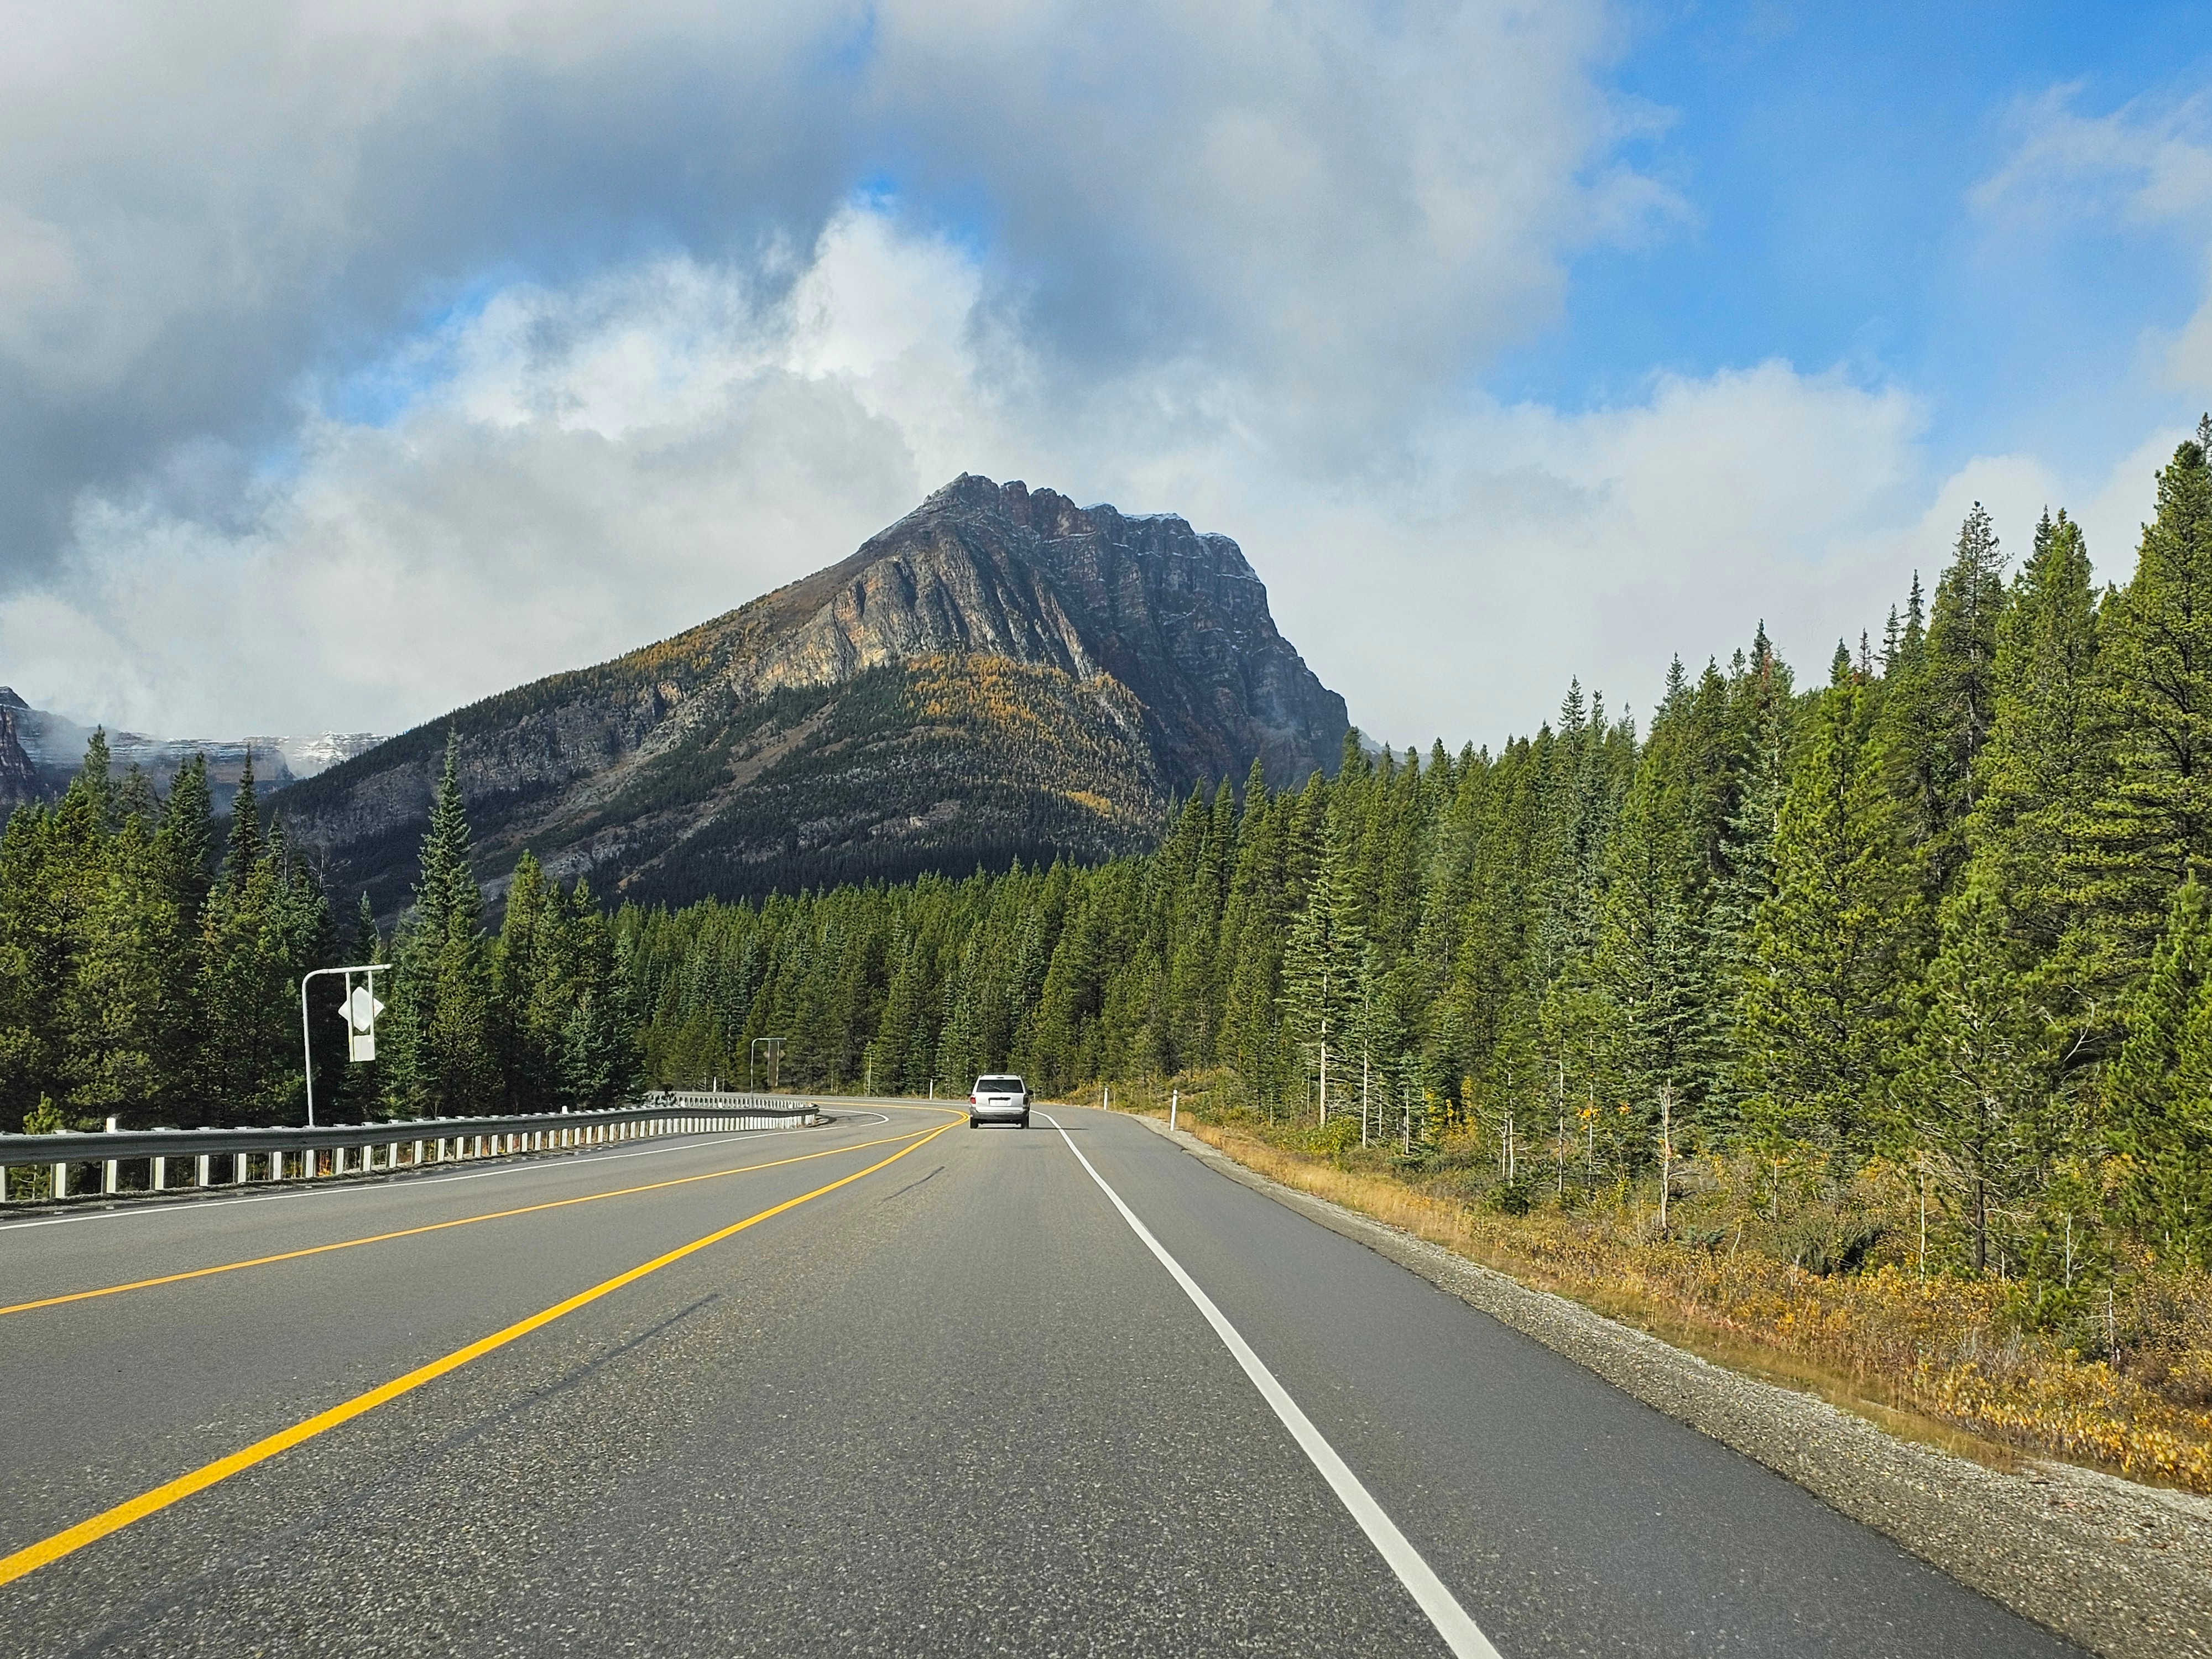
[0,1101,2083,1658]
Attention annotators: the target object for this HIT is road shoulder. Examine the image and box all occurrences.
[1131,1113,2212,1659]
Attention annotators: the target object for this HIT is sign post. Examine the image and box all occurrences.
[301,963,392,1126]
[750,1036,786,1093]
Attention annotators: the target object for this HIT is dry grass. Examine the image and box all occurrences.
[1152,1109,2212,1494]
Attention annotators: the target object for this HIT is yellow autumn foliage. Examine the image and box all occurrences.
[1173,1116,2212,1493]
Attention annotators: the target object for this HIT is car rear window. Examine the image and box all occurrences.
[977,1076,1024,1092]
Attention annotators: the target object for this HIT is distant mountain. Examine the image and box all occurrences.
[0,687,383,813]
[281,475,1349,912]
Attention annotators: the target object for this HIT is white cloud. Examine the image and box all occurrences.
[862,0,1681,436]
[5,9,2193,758]
[9,206,2172,754]
[1974,87,2212,392]
[0,0,1663,588]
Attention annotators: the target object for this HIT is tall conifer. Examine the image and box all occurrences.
[2079,430,2212,991]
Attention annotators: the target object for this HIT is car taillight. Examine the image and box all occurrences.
[970,1094,977,1104]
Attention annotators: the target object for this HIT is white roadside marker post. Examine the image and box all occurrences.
[299,962,390,1129]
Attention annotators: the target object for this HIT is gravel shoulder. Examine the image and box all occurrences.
[1136,1114,2212,1659]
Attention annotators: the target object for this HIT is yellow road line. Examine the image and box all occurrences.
[0,1117,957,1588]
[0,1118,956,1319]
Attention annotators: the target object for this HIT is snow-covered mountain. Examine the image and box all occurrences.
[0,687,384,811]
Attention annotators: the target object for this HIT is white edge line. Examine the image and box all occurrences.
[1043,1112,1503,1659]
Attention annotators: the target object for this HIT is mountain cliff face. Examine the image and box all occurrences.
[0,691,43,810]
[281,476,1349,910]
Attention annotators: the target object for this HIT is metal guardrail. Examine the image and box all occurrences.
[0,1092,822,1204]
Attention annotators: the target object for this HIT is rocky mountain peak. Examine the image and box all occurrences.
[281,476,1348,911]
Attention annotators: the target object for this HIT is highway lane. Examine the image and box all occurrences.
[0,1104,2081,1656]
[0,1105,954,1556]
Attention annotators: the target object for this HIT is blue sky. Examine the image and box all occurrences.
[1509,1,2209,464]
[2,2,2208,744]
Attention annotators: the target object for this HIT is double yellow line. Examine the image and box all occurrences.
[0,1115,958,1588]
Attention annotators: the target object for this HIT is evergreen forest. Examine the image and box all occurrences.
[10,427,2212,1322]
[0,742,640,1136]
[630,431,2212,1296]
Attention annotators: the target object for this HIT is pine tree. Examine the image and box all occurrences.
[158,755,213,924]
[64,802,168,1127]
[1592,699,1703,1129]
[1975,510,2106,973]
[1282,826,1366,1123]
[493,851,560,1110]
[1922,505,2010,880]
[559,879,642,1109]
[2104,878,2212,1263]
[383,736,496,1118]
[224,752,262,884]
[1217,761,1286,1109]
[197,849,294,1125]
[1908,878,2046,1272]
[1906,509,2109,1268]
[1739,645,1919,1161]
[351,891,380,964]
[2079,429,2212,992]
[76,728,114,830]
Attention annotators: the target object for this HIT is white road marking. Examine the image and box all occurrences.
[1044,1112,1504,1659]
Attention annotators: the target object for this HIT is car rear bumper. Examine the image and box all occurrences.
[969,1104,1028,1124]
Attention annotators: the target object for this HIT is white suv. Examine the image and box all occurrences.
[969,1074,1030,1129]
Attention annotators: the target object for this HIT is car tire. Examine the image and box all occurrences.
[968,1118,979,1129]
[1018,1113,1030,1129]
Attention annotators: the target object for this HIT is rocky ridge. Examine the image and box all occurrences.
[278,476,1348,912]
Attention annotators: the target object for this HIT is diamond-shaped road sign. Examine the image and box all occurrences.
[340,982,385,1062]
[342,984,384,1032]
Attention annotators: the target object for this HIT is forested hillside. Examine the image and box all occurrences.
[630,430,2212,1293]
